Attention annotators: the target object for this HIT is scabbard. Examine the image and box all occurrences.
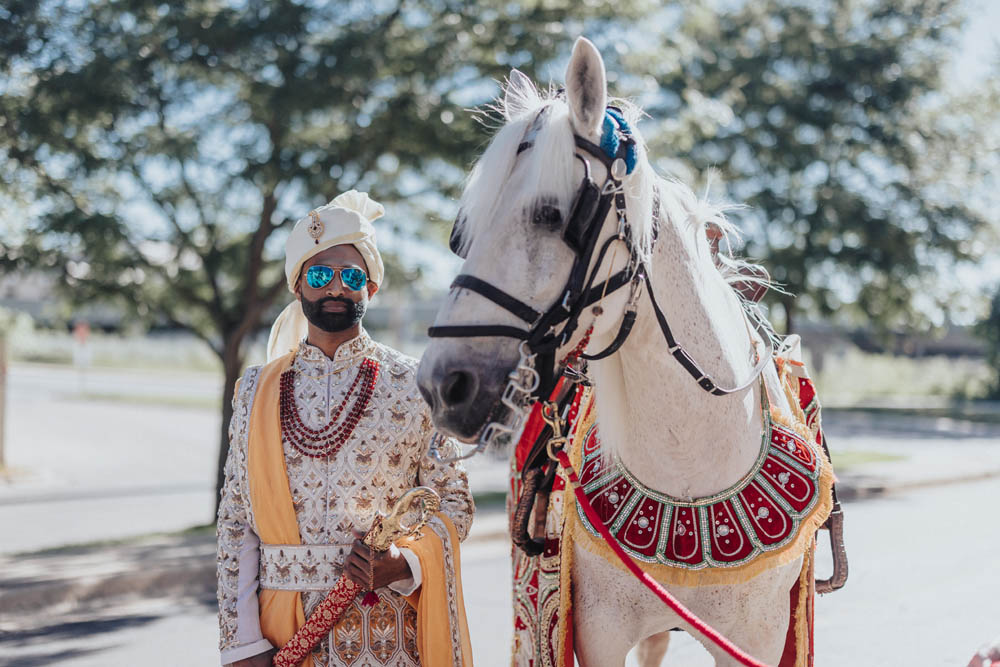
[272,575,363,667]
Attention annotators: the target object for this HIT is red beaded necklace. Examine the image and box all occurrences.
[279,357,380,459]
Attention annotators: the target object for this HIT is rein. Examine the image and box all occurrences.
[532,402,771,667]
[555,447,771,667]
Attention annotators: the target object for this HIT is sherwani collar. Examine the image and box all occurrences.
[296,328,376,369]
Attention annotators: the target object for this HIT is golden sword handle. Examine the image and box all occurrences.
[273,486,443,667]
[363,486,441,553]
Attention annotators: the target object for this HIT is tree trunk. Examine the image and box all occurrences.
[782,297,797,336]
[215,335,245,516]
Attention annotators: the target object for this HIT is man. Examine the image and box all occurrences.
[217,190,474,667]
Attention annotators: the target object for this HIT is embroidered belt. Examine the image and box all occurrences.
[259,543,352,591]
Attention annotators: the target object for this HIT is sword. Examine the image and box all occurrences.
[272,486,441,667]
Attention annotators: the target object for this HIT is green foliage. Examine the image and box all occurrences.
[628,0,993,333]
[975,286,1000,397]
[0,0,650,359]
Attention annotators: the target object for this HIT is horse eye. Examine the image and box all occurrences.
[449,214,467,259]
[532,204,562,231]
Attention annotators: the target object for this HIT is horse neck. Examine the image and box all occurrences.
[588,210,765,500]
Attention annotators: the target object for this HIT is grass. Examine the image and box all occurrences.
[825,405,1000,425]
[807,347,994,404]
[828,449,907,471]
[471,490,508,508]
[6,326,995,402]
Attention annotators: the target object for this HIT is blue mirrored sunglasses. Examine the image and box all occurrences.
[305,265,368,291]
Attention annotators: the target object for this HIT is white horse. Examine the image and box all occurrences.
[418,38,809,666]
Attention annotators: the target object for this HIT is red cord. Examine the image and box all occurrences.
[556,449,772,667]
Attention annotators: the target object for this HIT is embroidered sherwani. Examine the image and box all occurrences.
[217,331,474,666]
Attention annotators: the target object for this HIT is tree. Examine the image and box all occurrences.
[0,0,651,508]
[975,286,1000,398]
[628,0,991,334]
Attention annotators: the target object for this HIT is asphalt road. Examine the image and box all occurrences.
[5,363,1000,557]
[2,478,997,666]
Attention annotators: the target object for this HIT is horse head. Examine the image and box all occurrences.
[417,37,656,442]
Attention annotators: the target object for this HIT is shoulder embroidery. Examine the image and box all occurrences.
[234,365,263,532]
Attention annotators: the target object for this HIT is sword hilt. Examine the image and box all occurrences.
[363,486,441,552]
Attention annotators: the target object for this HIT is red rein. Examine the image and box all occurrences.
[555,449,771,667]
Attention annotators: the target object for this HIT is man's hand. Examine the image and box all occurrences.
[232,648,275,667]
[343,536,412,590]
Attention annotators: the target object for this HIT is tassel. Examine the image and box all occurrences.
[361,590,379,607]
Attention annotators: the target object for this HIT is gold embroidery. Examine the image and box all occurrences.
[333,604,364,665]
[368,598,399,664]
[402,605,419,663]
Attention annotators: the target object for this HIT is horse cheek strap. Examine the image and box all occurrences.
[564,180,602,253]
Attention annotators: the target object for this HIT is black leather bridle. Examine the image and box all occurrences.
[428,105,643,400]
[428,104,772,404]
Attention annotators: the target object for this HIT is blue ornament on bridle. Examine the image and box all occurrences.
[599,107,638,174]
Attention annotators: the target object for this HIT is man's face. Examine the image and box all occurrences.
[296,244,379,333]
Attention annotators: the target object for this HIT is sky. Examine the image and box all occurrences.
[950,0,1000,89]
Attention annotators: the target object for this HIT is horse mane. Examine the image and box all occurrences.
[457,76,779,342]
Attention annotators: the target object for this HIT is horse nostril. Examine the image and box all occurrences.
[441,370,474,408]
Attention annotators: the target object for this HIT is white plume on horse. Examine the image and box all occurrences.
[418,36,827,666]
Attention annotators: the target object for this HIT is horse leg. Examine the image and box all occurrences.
[572,546,648,667]
[572,619,638,666]
[694,559,800,667]
[636,631,671,667]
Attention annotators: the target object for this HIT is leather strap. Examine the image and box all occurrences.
[645,271,771,396]
[582,308,637,361]
[451,274,540,324]
[426,324,529,340]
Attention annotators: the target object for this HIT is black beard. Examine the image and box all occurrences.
[301,295,366,333]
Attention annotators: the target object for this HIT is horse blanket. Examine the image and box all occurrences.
[508,357,833,667]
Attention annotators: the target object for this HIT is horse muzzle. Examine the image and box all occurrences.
[417,340,521,442]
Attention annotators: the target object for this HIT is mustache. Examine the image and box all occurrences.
[315,296,355,308]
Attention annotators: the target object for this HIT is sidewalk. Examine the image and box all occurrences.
[2,396,999,664]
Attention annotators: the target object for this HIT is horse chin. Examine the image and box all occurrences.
[416,342,521,443]
[431,397,500,443]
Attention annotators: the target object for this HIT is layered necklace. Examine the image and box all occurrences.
[279,356,380,459]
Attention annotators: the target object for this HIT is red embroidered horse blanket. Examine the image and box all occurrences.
[508,360,833,667]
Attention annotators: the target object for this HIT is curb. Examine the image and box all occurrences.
[0,513,512,621]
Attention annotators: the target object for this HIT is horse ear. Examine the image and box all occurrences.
[505,69,536,115]
[564,37,607,138]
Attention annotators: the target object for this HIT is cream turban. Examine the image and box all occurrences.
[266,190,385,361]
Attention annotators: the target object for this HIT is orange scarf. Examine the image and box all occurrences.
[247,353,473,666]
